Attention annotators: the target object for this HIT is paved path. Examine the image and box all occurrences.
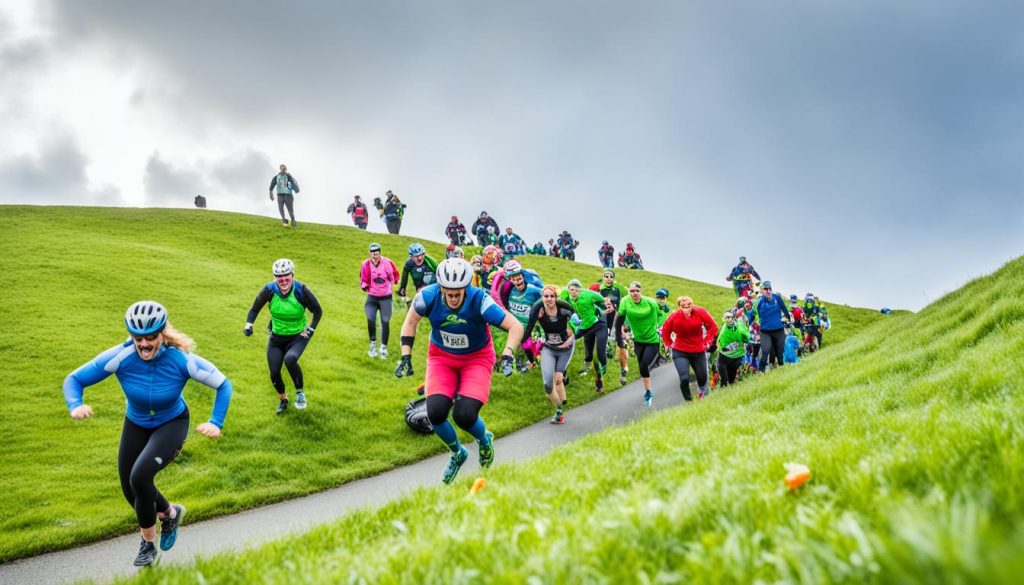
[1,366,687,584]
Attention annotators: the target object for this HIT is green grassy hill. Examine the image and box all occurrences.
[119,256,1024,583]
[0,205,882,563]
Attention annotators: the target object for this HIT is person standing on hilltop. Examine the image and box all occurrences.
[377,191,407,234]
[346,195,369,230]
[63,301,233,567]
[268,164,300,228]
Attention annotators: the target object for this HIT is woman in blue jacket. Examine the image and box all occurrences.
[63,301,233,567]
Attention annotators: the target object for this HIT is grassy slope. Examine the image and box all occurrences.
[0,205,883,562]
[121,256,1024,584]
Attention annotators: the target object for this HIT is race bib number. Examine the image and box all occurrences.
[510,302,531,318]
[439,331,469,349]
[546,333,564,344]
[724,342,739,353]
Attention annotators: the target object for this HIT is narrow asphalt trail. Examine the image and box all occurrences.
[1,365,688,584]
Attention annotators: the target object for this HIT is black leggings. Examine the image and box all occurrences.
[607,313,625,349]
[717,354,743,386]
[118,409,189,529]
[671,349,708,401]
[579,321,609,371]
[425,394,483,430]
[364,295,393,344]
[634,342,660,378]
[267,333,309,393]
[759,328,786,370]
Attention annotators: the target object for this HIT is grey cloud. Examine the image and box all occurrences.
[0,132,126,205]
[210,149,272,194]
[144,152,206,205]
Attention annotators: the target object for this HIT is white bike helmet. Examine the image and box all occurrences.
[436,258,474,289]
[125,301,168,335]
[273,258,294,276]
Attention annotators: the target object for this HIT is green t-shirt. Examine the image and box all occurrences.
[270,288,308,336]
[560,289,606,331]
[617,296,662,344]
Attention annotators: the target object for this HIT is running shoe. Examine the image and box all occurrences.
[159,504,185,551]
[595,375,604,393]
[379,345,388,360]
[290,219,297,228]
[133,539,158,567]
[281,220,289,227]
[619,368,628,385]
[295,391,307,410]
[578,362,592,377]
[368,341,377,358]
[479,431,495,468]
[275,398,289,415]
[643,389,653,408]
[551,412,565,425]
[442,446,469,484]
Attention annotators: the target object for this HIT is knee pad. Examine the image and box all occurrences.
[425,395,453,426]
[452,398,482,429]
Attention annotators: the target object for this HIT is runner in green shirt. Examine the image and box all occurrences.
[716,310,750,386]
[614,281,663,405]
[560,279,612,392]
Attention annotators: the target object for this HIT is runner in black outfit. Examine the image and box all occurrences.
[523,284,577,423]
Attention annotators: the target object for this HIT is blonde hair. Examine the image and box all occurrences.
[161,322,195,353]
[676,296,693,308]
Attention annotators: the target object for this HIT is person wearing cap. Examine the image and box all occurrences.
[726,256,761,298]
[756,280,791,371]
[788,294,805,337]
[445,216,468,245]
[620,242,643,270]
[597,268,631,385]
[360,243,400,360]
[561,278,614,392]
[395,258,524,484]
[64,301,233,567]
[268,163,300,228]
[661,296,718,401]
[716,310,750,386]
[614,282,664,407]
[346,195,369,230]
[244,259,324,414]
[471,211,500,246]
[444,245,465,259]
[598,241,616,268]
[654,288,671,324]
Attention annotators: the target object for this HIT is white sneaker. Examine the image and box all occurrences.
[379,345,388,360]
[295,391,307,410]
[368,341,377,358]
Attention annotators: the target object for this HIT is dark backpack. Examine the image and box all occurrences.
[404,398,433,434]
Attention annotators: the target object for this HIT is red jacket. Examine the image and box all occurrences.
[661,306,718,353]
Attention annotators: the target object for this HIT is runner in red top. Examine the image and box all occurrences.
[660,296,718,401]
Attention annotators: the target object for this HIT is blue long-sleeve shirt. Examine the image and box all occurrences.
[63,341,233,429]
[757,294,792,331]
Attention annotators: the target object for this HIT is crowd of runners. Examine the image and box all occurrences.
[61,168,834,567]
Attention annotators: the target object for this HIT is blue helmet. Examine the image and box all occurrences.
[125,301,167,335]
[408,243,425,256]
[655,288,669,298]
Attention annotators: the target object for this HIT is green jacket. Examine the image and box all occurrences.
[560,288,607,331]
[717,322,750,359]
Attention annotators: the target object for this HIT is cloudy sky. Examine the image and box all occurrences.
[2,1,1022,310]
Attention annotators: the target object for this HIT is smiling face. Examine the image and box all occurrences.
[542,289,557,308]
[275,272,294,294]
[678,297,694,316]
[132,332,163,361]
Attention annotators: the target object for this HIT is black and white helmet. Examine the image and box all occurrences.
[436,258,474,289]
[272,258,294,276]
[125,301,168,335]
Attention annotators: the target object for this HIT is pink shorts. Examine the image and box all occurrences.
[425,343,496,404]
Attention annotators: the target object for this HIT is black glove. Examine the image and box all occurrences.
[243,325,253,337]
[397,288,406,298]
[501,355,514,377]
[395,355,414,378]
